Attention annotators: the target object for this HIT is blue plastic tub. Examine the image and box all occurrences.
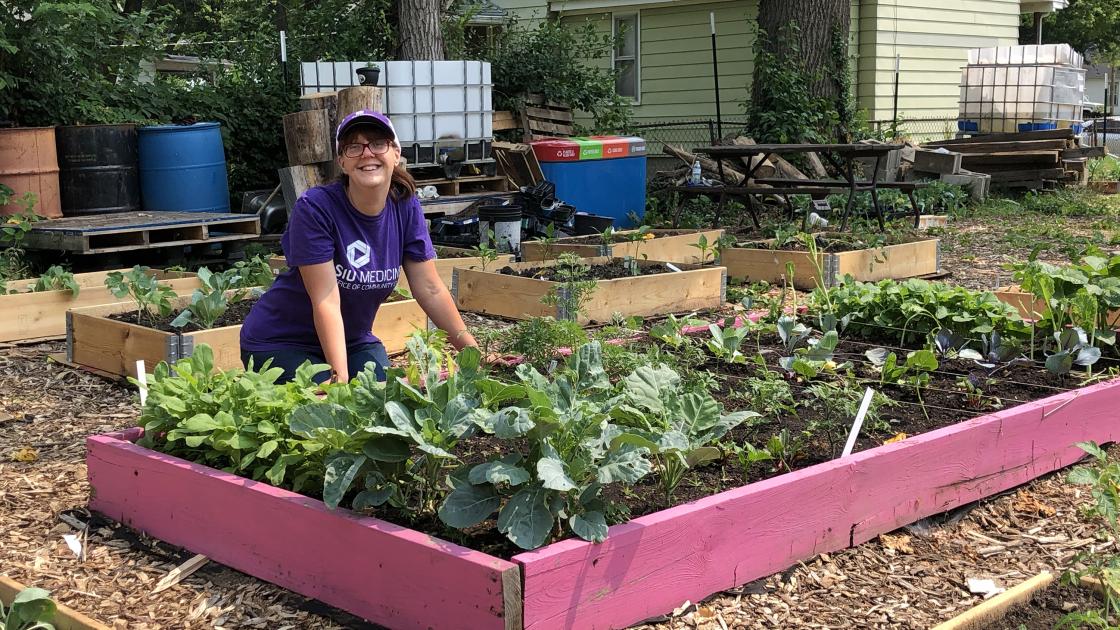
[532,136,646,228]
[138,122,231,213]
[1018,122,1058,132]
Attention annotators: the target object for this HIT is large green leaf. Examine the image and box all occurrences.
[323,453,367,509]
[491,407,535,438]
[384,401,423,441]
[1075,441,1107,461]
[677,392,720,434]
[476,379,526,407]
[353,487,393,510]
[497,485,554,549]
[289,403,352,436]
[685,446,723,467]
[438,483,500,528]
[361,436,411,462]
[1067,467,1099,485]
[596,446,651,484]
[9,586,57,626]
[622,365,678,413]
[569,342,609,391]
[537,457,578,492]
[469,460,530,486]
[570,511,608,542]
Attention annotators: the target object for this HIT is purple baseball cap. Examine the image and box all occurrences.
[335,110,398,150]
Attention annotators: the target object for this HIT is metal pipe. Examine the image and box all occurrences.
[710,12,723,143]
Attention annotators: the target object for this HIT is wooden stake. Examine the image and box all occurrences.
[931,572,1053,630]
[151,554,210,594]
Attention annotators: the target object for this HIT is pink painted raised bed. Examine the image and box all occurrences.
[87,378,1120,630]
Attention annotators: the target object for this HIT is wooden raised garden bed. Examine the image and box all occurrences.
[67,295,428,378]
[995,285,1120,322]
[721,237,940,289]
[268,250,515,291]
[87,376,1120,629]
[0,575,111,630]
[1089,181,1120,194]
[452,257,726,323]
[520,228,725,265]
[0,269,199,343]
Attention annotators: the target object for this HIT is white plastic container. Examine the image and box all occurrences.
[299,60,494,168]
[957,44,1085,134]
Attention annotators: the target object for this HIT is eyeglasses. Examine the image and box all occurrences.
[341,140,392,158]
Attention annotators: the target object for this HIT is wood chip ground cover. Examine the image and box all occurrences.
[1,198,1117,628]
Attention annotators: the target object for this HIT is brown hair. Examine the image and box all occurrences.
[337,124,416,201]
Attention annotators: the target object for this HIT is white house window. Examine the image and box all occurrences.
[613,13,639,101]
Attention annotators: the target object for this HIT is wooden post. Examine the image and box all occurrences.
[299,91,340,150]
[337,86,385,119]
[282,109,332,166]
[279,162,334,210]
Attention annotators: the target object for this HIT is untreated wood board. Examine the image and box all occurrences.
[87,430,521,630]
[454,257,725,324]
[720,246,825,289]
[0,270,199,342]
[268,255,513,292]
[833,239,940,283]
[924,129,1075,146]
[513,378,1120,630]
[0,576,112,630]
[521,229,725,265]
[68,303,177,378]
[928,140,1069,154]
[373,298,429,354]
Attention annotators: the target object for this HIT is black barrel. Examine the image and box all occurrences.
[56,124,140,216]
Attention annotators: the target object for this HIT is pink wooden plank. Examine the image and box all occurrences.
[515,378,1120,630]
[87,431,520,630]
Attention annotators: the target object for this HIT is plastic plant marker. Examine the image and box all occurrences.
[842,388,877,458]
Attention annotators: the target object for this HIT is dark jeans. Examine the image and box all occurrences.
[241,342,390,384]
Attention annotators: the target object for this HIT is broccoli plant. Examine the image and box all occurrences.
[610,364,759,502]
[439,342,653,549]
[104,265,177,326]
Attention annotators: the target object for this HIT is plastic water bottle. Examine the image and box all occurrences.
[690,160,702,186]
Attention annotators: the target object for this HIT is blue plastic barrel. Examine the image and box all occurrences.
[138,122,230,213]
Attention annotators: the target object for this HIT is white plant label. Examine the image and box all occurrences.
[842,387,877,457]
[136,360,148,407]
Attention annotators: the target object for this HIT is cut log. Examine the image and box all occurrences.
[299,91,340,146]
[728,137,807,180]
[663,145,746,184]
[279,162,334,210]
[283,109,332,167]
[337,86,385,120]
[913,150,962,175]
[805,152,829,178]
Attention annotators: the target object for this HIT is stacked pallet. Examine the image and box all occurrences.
[920,128,1104,190]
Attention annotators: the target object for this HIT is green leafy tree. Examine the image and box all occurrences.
[1029,0,1120,65]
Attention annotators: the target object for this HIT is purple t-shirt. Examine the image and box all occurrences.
[240,181,436,352]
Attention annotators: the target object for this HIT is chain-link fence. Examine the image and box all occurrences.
[628,118,751,176]
[869,117,960,142]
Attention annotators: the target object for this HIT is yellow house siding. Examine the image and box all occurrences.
[857,0,1023,121]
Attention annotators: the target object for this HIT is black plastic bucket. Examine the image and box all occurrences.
[573,212,614,236]
[478,202,523,253]
[55,124,140,216]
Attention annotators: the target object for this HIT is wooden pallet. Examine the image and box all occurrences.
[493,141,545,189]
[414,175,509,196]
[520,94,574,142]
[22,212,261,254]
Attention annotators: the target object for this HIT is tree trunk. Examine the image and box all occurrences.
[753,0,850,104]
[398,0,445,60]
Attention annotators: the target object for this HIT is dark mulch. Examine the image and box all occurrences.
[108,298,258,333]
[499,260,673,281]
[984,582,1104,629]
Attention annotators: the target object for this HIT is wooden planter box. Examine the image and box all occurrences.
[452,257,726,323]
[521,229,725,265]
[0,269,199,343]
[1089,181,1120,194]
[87,377,1120,629]
[995,285,1120,322]
[0,575,110,630]
[67,296,428,378]
[268,252,515,291]
[721,238,940,289]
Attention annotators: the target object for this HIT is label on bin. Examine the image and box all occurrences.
[532,136,646,162]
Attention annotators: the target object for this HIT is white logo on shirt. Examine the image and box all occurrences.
[347,240,371,268]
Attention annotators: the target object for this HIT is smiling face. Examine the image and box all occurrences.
[337,125,401,192]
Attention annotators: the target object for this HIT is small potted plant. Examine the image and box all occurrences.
[356,65,381,86]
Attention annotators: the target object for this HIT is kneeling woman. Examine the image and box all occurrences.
[240,110,478,383]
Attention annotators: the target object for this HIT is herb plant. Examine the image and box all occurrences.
[690,233,717,264]
[473,229,500,271]
[540,253,598,320]
[1060,442,1120,627]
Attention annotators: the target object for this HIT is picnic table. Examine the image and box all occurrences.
[681,142,921,231]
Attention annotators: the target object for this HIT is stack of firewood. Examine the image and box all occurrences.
[279,86,384,209]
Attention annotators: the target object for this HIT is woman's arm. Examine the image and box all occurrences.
[299,262,350,382]
[402,258,477,351]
